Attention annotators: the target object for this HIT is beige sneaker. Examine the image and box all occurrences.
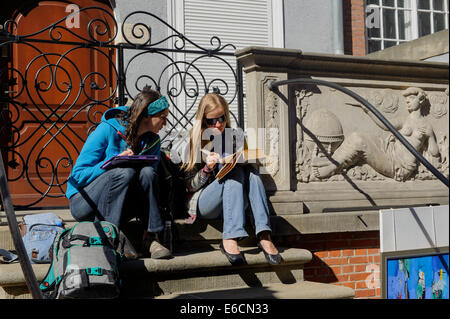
[149,240,172,259]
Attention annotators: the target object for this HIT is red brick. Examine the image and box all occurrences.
[314,251,329,258]
[349,256,370,264]
[368,248,379,255]
[356,281,370,289]
[342,265,355,274]
[349,272,370,282]
[329,250,342,257]
[330,266,342,275]
[355,264,368,272]
[324,257,348,266]
[355,248,367,256]
[355,289,376,298]
[335,274,350,282]
[342,249,354,257]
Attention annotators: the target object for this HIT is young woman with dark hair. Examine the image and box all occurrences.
[66,86,171,259]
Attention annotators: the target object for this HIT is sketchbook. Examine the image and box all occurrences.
[214,149,266,181]
[100,155,159,170]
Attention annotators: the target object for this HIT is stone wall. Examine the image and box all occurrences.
[236,47,449,214]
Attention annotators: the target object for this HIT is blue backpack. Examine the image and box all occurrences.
[20,213,65,264]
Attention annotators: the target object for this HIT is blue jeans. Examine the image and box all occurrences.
[69,166,163,232]
[197,165,272,240]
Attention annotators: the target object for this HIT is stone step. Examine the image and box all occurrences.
[156,281,355,299]
[120,246,312,298]
[1,208,379,251]
[0,246,315,299]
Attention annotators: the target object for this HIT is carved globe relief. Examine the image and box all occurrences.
[304,109,345,144]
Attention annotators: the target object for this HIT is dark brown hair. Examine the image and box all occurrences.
[118,85,161,153]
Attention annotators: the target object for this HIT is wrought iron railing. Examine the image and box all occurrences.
[0,5,244,208]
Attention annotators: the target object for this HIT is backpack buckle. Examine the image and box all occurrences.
[86,267,103,276]
[88,237,103,245]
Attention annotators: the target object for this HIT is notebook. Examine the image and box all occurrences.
[203,149,266,181]
[100,155,159,170]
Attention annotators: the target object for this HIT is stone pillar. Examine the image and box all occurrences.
[244,70,291,191]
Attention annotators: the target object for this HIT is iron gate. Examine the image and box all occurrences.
[0,4,244,209]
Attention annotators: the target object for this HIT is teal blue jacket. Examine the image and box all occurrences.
[66,106,160,199]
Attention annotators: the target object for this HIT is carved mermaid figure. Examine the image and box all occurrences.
[312,87,441,181]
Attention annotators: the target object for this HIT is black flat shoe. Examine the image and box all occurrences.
[257,241,282,265]
[219,241,245,266]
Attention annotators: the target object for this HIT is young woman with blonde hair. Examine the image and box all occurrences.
[182,93,281,265]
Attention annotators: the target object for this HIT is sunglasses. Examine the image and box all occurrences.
[204,114,226,125]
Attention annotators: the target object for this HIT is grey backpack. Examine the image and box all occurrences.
[40,221,124,299]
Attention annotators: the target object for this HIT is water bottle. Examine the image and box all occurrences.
[163,220,173,253]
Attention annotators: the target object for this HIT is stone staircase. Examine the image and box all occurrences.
[0,207,354,299]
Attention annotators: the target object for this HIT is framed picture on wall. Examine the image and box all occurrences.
[381,247,449,299]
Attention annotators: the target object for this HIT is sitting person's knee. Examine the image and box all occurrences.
[114,167,136,182]
[139,166,156,180]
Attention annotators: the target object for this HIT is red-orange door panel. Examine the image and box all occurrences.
[7,0,116,207]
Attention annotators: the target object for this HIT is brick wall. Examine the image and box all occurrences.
[343,0,367,56]
[281,231,381,299]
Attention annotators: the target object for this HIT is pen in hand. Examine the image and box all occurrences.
[202,149,222,168]
[117,131,134,156]
[117,131,129,145]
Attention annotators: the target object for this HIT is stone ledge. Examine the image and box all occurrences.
[0,247,311,288]
[156,281,355,299]
[120,247,312,275]
[367,30,449,61]
[176,211,380,242]
[235,46,449,82]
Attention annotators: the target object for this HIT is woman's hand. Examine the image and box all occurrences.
[206,152,220,170]
[119,149,134,156]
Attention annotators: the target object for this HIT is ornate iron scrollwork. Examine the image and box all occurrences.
[0,4,243,208]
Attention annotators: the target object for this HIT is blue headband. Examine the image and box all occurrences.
[146,96,169,116]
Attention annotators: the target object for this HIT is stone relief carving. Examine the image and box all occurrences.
[264,82,280,176]
[429,88,448,119]
[296,86,449,183]
[295,89,313,182]
[367,88,399,114]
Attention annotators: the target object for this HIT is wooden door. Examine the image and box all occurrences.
[4,0,116,207]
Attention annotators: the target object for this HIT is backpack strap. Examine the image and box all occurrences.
[40,263,58,291]
[0,248,18,264]
[62,235,113,248]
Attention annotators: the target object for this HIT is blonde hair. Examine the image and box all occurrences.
[182,93,231,171]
